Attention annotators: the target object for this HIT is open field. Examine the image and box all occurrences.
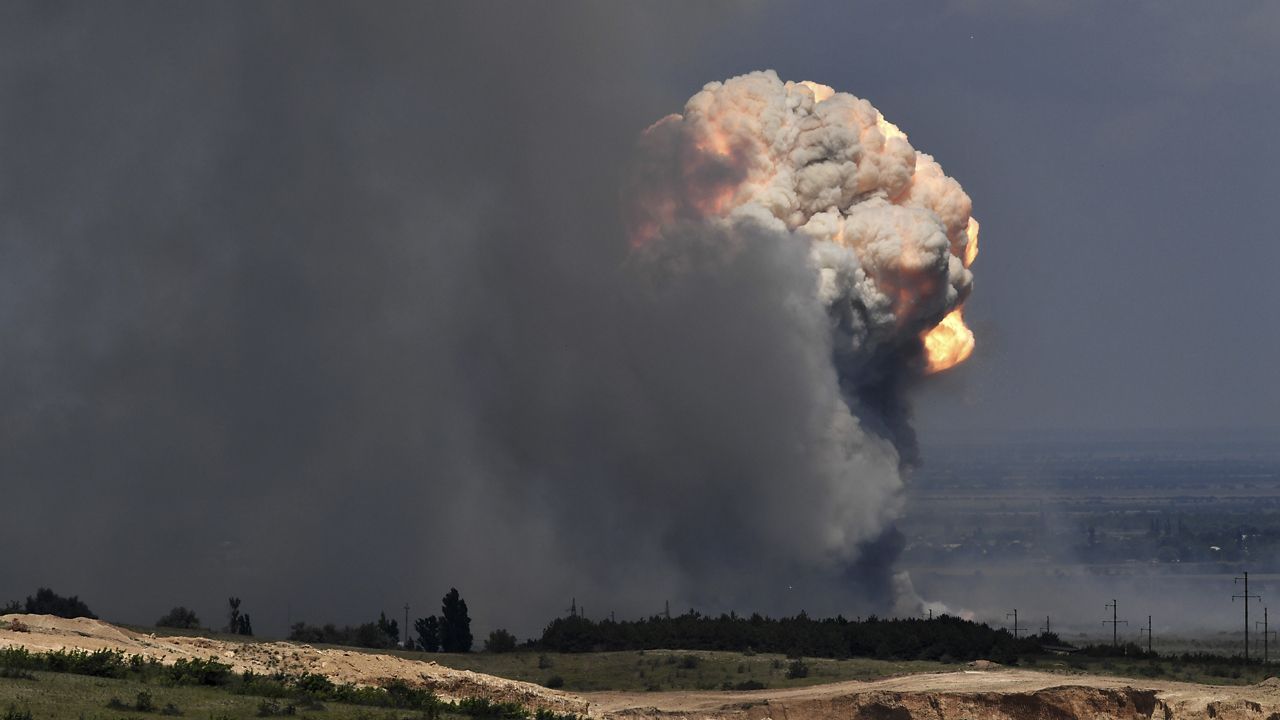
[0,669,442,720]
[349,648,955,693]
[338,645,1280,691]
[7,653,1280,720]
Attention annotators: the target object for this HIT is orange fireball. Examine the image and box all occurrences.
[921,217,979,374]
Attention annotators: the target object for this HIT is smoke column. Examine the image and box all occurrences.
[0,5,979,632]
[623,71,980,612]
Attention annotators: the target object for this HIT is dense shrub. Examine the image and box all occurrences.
[723,679,766,691]
[43,649,127,678]
[457,697,527,719]
[256,698,296,717]
[166,657,232,686]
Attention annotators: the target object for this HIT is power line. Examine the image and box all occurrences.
[1257,607,1276,664]
[1040,616,1051,636]
[1234,571,1261,660]
[1138,615,1152,654]
[1006,609,1019,639]
[1103,599,1127,647]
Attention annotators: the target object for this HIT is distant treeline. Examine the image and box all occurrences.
[536,611,1049,663]
[288,617,400,650]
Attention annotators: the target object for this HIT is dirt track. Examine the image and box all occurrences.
[6,614,1280,719]
[588,669,1280,719]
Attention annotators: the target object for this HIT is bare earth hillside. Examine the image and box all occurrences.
[0,614,587,715]
[6,614,1280,719]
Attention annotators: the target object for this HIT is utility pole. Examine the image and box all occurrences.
[1138,615,1152,654]
[1103,600,1127,647]
[928,608,933,620]
[1257,607,1277,664]
[1040,616,1051,636]
[1007,609,1019,639]
[403,603,410,647]
[1234,571,1261,660]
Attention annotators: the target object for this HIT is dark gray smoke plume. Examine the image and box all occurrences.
[0,4,972,634]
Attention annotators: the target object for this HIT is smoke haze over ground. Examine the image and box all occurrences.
[3,2,1280,638]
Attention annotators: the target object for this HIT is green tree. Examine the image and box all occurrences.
[24,588,96,619]
[354,622,390,648]
[484,629,517,653]
[439,588,472,653]
[156,606,200,629]
[226,598,252,636]
[415,616,440,652]
[377,612,400,645]
[225,597,242,634]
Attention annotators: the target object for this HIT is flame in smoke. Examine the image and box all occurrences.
[922,308,974,374]
[921,217,979,374]
[963,217,980,267]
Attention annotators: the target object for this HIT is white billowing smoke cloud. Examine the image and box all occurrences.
[625,70,979,607]
[631,70,975,368]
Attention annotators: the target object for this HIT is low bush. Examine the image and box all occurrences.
[722,680,766,691]
[165,657,232,686]
[457,697,528,719]
[256,698,297,717]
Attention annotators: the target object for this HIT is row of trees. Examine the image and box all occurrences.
[536,610,1049,663]
[152,597,253,635]
[289,588,475,653]
[2,588,256,638]
[288,617,401,649]
[16,587,1047,664]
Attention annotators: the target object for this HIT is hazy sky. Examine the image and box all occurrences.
[2,2,1278,635]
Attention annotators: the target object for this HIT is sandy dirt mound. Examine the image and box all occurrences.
[0,614,586,715]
